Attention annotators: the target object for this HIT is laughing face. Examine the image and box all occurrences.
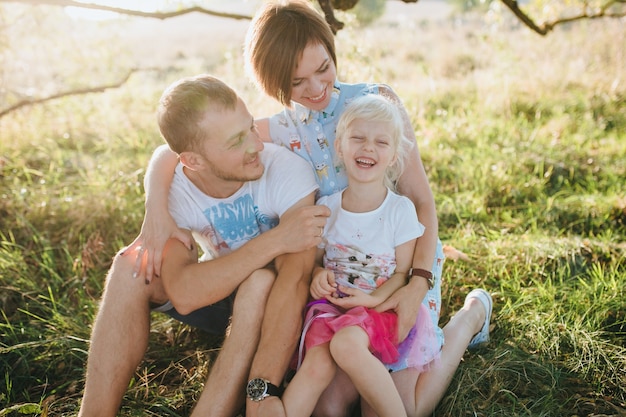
[290,42,337,112]
[335,118,397,186]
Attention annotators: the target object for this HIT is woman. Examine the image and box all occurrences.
[132,1,492,416]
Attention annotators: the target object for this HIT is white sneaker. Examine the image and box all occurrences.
[466,288,493,349]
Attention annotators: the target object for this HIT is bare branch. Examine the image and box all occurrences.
[317,0,344,34]
[500,0,626,36]
[499,0,549,34]
[0,70,137,119]
[0,0,252,21]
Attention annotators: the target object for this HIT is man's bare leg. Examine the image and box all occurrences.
[78,252,168,417]
[191,269,275,417]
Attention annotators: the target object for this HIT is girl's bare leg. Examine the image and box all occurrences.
[330,326,407,417]
[282,343,336,417]
[312,368,359,417]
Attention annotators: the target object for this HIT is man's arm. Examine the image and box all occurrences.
[160,193,327,315]
[245,194,319,417]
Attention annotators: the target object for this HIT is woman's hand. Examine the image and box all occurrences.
[123,212,192,284]
[375,279,428,342]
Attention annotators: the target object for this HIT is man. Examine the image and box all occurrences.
[78,74,329,417]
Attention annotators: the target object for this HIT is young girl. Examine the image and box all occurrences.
[278,95,441,417]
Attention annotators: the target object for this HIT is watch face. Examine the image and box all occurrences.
[246,378,267,401]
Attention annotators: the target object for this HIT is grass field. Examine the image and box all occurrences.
[0,2,624,416]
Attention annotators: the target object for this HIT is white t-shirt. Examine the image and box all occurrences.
[169,143,319,260]
[318,189,424,293]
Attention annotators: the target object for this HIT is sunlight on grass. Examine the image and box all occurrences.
[0,3,624,416]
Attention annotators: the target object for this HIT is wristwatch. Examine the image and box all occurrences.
[408,268,434,290]
[246,378,282,402]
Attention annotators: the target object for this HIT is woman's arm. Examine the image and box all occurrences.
[378,84,439,341]
[379,84,438,269]
[124,144,191,283]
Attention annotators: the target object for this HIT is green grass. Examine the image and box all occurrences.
[1,5,625,417]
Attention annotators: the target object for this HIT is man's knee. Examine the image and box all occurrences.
[237,268,276,298]
[104,252,167,306]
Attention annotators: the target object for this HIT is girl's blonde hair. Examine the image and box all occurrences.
[335,94,413,191]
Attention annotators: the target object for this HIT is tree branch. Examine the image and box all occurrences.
[317,0,344,34]
[0,69,137,119]
[500,0,626,36]
[0,0,252,21]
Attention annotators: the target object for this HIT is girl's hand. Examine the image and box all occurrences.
[328,286,379,309]
[310,267,336,300]
[123,213,192,284]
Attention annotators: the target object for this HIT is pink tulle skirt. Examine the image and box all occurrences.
[297,300,440,372]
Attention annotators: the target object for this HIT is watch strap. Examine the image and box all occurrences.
[265,381,282,397]
[408,268,434,289]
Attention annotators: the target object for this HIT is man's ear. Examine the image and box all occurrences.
[179,151,203,171]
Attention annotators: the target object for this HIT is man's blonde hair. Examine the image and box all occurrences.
[157,74,238,154]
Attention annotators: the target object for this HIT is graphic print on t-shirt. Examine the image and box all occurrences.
[202,193,277,253]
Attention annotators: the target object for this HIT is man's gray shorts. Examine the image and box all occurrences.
[151,295,234,334]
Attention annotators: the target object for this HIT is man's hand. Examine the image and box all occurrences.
[274,205,330,254]
[247,396,286,417]
[123,213,192,284]
[375,280,428,342]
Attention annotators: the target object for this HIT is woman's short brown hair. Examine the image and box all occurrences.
[244,0,337,106]
[157,74,238,154]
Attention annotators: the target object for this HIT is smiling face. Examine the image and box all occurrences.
[187,97,265,197]
[336,117,397,186]
[291,42,337,111]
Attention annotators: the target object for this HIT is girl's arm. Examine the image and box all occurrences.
[330,239,417,309]
[124,144,192,283]
[310,248,337,300]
